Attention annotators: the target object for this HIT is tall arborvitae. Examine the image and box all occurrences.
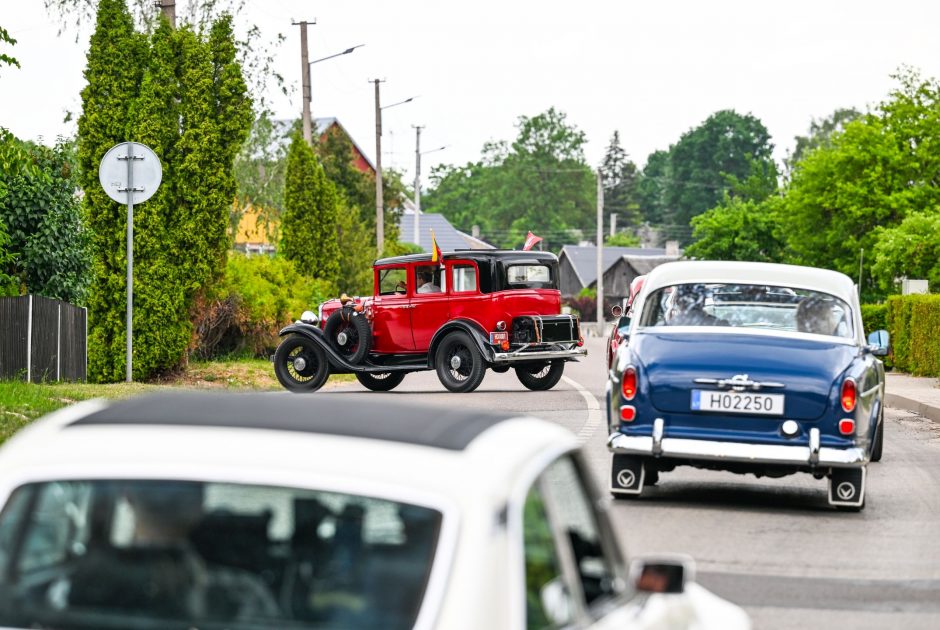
[78,2,251,381]
[77,0,147,382]
[281,131,340,289]
[127,16,189,377]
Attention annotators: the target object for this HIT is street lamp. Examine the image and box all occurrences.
[413,125,446,245]
[301,43,363,144]
[372,83,416,256]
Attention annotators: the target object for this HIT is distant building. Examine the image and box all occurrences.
[558,242,682,311]
[399,209,495,252]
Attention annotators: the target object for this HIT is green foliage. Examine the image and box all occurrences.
[780,71,940,299]
[192,252,331,358]
[664,110,776,235]
[860,303,887,336]
[686,196,786,263]
[383,240,424,257]
[0,217,17,295]
[636,149,670,225]
[0,24,19,70]
[886,295,940,376]
[605,232,640,247]
[871,211,940,293]
[424,108,594,249]
[280,131,340,290]
[78,2,252,382]
[600,131,641,228]
[0,135,91,303]
[787,107,860,172]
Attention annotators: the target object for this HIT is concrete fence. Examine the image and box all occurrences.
[0,295,87,382]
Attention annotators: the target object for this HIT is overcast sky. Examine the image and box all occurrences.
[2,0,939,187]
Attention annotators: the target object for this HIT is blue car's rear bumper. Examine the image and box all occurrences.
[607,423,866,468]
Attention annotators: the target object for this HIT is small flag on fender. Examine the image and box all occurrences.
[430,229,442,264]
[522,231,543,251]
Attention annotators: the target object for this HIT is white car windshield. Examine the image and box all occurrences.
[637,283,854,339]
[0,479,441,630]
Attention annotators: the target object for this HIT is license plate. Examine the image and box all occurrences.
[691,390,784,415]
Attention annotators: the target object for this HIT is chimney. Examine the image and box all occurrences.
[665,240,680,257]
[472,225,480,238]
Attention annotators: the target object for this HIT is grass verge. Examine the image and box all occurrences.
[0,359,355,445]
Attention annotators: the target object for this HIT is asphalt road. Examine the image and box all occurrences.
[322,334,940,629]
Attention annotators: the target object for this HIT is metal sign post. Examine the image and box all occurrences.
[99,142,162,382]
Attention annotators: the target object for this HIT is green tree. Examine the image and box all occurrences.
[233,113,290,243]
[423,108,594,249]
[0,139,92,302]
[280,131,340,289]
[78,3,251,381]
[604,232,641,247]
[635,149,670,225]
[0,25,19,70]
[77,0,148,381]
[787,107,860,172]
[600,131,641,228]
[685,196,786,263]
[871,211,940,293]
[665,110,776,236]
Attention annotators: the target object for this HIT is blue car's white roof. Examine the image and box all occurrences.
[640,260,857,304]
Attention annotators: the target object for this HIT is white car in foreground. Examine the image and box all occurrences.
[0,392,748,629]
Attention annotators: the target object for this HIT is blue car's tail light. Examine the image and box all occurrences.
[839,418,855,435]
[620,405,636,422]
[841,378,857,413]
[622,366,637,400]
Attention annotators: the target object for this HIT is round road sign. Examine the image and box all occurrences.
[98,142,162,204]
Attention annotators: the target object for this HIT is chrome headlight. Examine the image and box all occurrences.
[300,310,319,325]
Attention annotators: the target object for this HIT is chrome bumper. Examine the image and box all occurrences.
[607,429,866,467]
[492,346,587,363]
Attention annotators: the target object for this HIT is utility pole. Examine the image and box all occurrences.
[610,213,617,238]
[413,125,424,246]
[293,20,315,145]
[156,1,176,28]
[596,170,604,332]
[372,79,385,256]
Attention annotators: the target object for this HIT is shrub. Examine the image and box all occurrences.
[192,253,332,359]
[886,294,940,376]
[859,304,887,336]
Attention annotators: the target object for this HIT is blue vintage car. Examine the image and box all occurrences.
[606,261,889,511]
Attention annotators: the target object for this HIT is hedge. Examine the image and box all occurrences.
[859,304,887,337]
[886,294,940,376]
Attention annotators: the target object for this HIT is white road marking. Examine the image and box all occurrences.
[562,375,602,444]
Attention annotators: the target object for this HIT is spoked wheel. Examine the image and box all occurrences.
[356,371,406,392]
[515,360,565,391]
[274,335,330,392]
[435,331,486,393]
[323,310,371,364]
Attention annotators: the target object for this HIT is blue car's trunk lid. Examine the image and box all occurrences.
[634,331,856,420]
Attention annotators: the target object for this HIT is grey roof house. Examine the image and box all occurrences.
[399,210,495,253]
[558,243,682,305]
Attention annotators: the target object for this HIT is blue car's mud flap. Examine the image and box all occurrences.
[828,466,866,509]
[611,454,645,496]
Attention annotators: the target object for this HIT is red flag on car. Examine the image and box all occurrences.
[430,229,442,264]
[522,231,543,251]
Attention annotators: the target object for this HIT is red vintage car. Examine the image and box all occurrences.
[274,250,586,393]
[606,275,646,369]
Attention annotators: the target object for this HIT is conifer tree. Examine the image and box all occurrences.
[281,131,340,289]
[77,0,147,381]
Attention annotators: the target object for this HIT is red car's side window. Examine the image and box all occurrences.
[451,264,478,293]
[377,267,408,295]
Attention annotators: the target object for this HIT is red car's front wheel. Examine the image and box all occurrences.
[435,331,486,393]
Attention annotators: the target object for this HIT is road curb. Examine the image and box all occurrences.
[885,392,940,425]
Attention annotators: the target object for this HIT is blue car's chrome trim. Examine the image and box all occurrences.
[607,431,866,467]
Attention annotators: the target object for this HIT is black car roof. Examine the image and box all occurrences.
[68,392,517,451]
[374,249,558,266]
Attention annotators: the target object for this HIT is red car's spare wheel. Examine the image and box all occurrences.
[323,309,372,364]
